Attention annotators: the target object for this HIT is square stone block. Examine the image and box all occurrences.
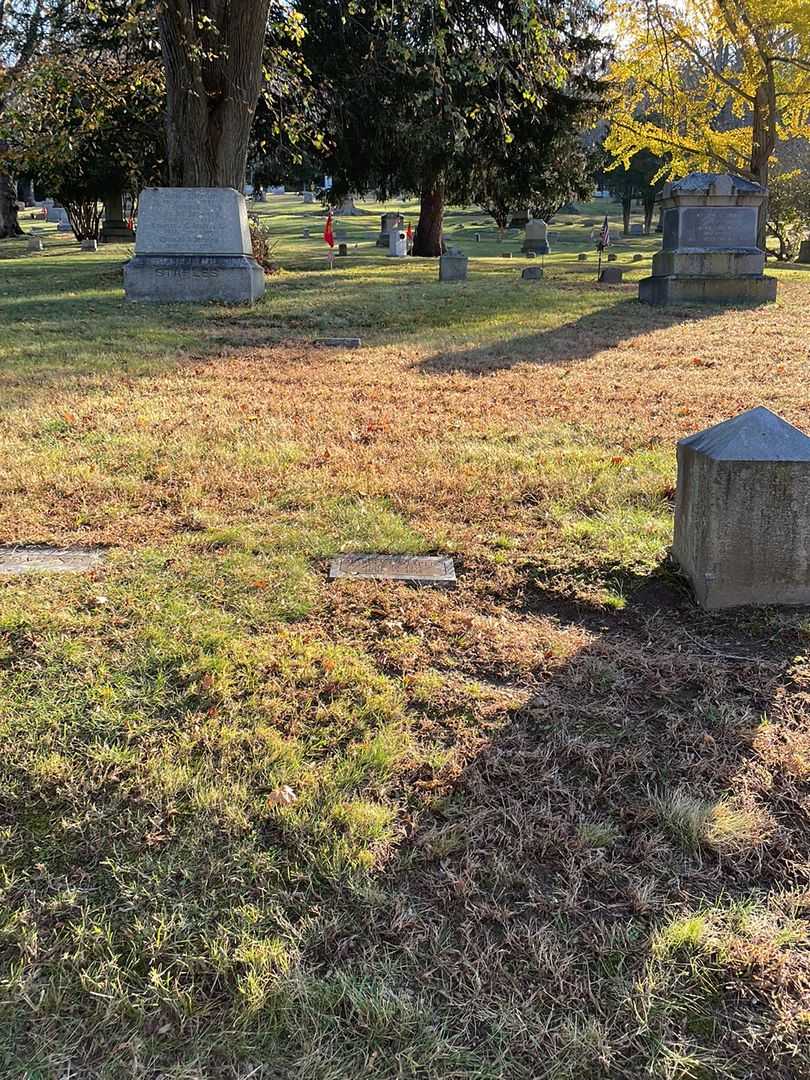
[599,266,623,283]
[673,407,810,608]
[439,253,468,282]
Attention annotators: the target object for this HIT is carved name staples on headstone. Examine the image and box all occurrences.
[124,187,265,304]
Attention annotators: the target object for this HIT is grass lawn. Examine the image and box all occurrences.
[0,195,809,1078]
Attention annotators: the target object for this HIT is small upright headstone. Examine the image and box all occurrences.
[632,253,643,262]
[628,223,644,236]
[607,252,618,262]
[475,233,481,243]
[599,266,624,283]
[674,407,810,608]
[100,191,133,243]
[439,253,468,282]
[303,191,316,204]
[80,238,98,252]
[124,187,264,304]
[338,242,348,257]
[797,239,810,264]
[577,252,587,261]
[502,252,513,259]
[28,235,44,253]
[522,219,550,255]
[521,266,543,280]
[389,230,408,258]
[639,173,776,306]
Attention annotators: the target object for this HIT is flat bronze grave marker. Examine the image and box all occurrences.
[329,554,456,587]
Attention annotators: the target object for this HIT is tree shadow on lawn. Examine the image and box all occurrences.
[309,570,810,1077]
[418,293,767,375]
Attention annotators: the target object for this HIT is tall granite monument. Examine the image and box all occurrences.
[638,173,776,306]
[124,187,265,304]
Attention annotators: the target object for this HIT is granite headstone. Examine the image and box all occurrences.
[124,187,265,304]
[674,407,810,608]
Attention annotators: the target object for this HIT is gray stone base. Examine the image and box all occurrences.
[124,254,265,304]
[521,241,550,255]
[638,274,776,306]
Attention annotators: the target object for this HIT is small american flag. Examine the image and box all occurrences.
[598,215,610,249]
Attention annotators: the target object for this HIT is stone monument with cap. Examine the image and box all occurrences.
[639,173,776,305]
[377,212,404,247]
[124,187,265,304]
[673,407,810,608]
[522,218,550,255]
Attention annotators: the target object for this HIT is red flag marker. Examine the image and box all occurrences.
[324,208,334,249]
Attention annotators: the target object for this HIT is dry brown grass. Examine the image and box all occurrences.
[0,249,808,1077]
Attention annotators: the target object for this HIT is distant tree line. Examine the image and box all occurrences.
[0,0,608,247]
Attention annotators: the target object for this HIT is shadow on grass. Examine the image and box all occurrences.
[418,296,751,375]
[308,569,809,1077]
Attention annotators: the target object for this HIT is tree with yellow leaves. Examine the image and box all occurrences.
[605,0,810,204]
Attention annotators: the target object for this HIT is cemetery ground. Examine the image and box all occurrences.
[0,197,809,1079]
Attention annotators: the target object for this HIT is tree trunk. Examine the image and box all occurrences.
[621,196,631,236]
[0,174,22,239]
[413,184,444,257]
[750,83,774,250]
[643,197,656,235]
[157,0,272,188]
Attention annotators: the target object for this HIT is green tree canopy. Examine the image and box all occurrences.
[296,0,606,255]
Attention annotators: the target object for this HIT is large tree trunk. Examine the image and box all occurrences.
[413,184,445,257]
[643,196,656,235]
[0,174,22,239]
[750,83,774,250]
[157,0,272,188]
[621,195,632,236]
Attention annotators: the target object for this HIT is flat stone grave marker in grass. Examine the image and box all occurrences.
[0,545,106,575]
[522,266,543,280]
[329,554,456,587]
[314,337,362,348]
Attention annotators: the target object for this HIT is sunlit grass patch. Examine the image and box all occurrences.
[654,788,774,856]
